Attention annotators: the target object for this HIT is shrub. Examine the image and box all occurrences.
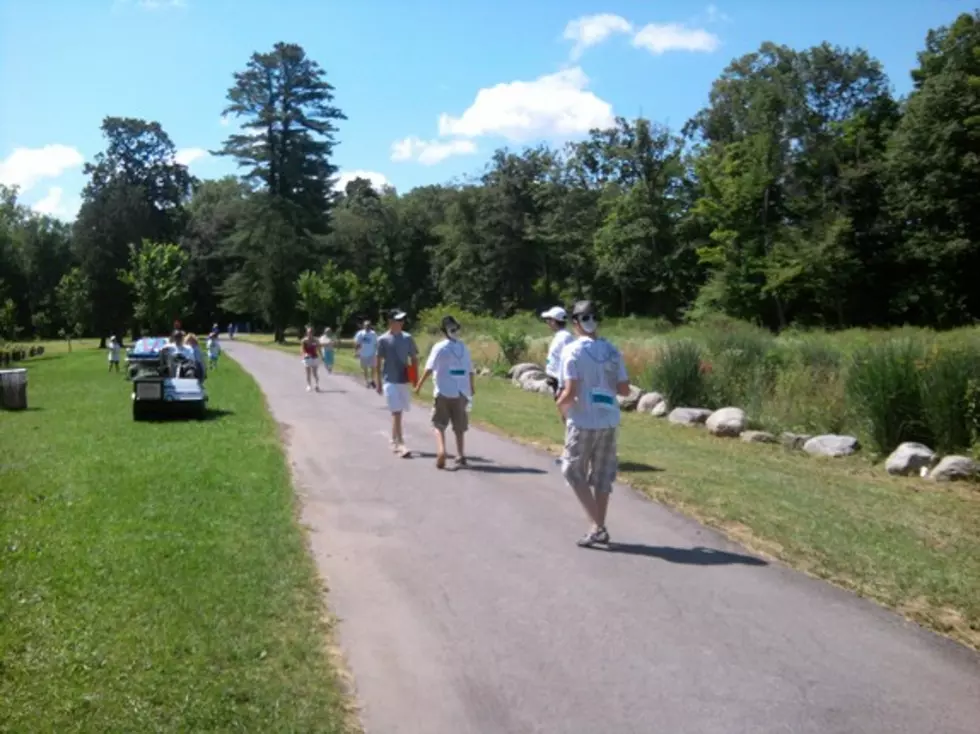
[759,365,849,435]
[919,345,980,453]
[703,329,775,410]
[646,339,709,408]
[494,328,529,365]
[846,339,930,456]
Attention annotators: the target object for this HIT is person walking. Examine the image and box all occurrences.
[415,315,475,469]
[354,319,379,388]
[300,326,321,392]
[207,332,221,370]
[375,308,419,457]
[541,305,576,465]
[319,327,335,374]
[556,300,631,548]
[107,335,121,373]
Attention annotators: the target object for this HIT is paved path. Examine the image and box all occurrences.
[226,341,980,734]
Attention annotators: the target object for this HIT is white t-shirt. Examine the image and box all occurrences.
[424,338,473,398]
[108,342,120,361]
[560,336,629,430]
[545,329,576,381]
[207,338,220,357]
[355,329,378,359]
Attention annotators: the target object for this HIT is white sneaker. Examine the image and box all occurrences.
[306,385,312,392]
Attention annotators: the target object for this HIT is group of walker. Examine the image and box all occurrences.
[302,300,629,548]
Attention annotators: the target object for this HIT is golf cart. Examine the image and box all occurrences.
[127,336,208,421]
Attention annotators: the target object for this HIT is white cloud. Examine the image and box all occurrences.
[0,144,85,193]
[436,67,614,142]
[31,187,81,222]
[632,23,719,55]
[704,4,732,24]
[563,13,633,59]
[175,148,208,166]
[333,170,390,192]
[390,136,477,166]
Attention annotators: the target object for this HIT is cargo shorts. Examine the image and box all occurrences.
[561,425,618,494]
[432,394,469,433]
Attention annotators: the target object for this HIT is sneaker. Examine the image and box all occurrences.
[576,526,610,548]
[453,456,467,468]
[398,444,411,458]
[306,385,312,392]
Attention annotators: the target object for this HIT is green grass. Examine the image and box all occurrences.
[241,332,980,650]
[0,344,355,733]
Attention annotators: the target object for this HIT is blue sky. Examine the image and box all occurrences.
[0,0,975,221]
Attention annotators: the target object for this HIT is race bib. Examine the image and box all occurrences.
[590,388,616,410]
[449,368,467,377]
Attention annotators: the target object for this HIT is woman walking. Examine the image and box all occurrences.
[319,327,335,374]
[301,327,321,392]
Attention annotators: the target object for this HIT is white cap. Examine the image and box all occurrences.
[540,306,567,321]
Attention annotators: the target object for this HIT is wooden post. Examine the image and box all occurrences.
[0,368,28,410]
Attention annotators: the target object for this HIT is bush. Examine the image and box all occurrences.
[703,329,775,410]
[919,345,980,454]
[646,339,709,408]
[494,328,529,365]
[846,339,930,456]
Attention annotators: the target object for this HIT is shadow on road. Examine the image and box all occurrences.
[596,544,768,566]
[410,452,547,474]
[618,461,664,473]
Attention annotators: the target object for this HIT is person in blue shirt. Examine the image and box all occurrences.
[556,300,631,548]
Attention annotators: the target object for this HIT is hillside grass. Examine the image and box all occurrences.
[238,329,980,650]
[0,344,355,733]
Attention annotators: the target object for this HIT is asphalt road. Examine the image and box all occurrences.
[225,341,980,734]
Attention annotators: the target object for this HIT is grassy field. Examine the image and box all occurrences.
[238,331,980,650]
[0,343,355,733]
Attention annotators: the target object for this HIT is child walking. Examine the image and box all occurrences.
[108,335,121,373]
[301,326,321,392]
[207,332,221,369]
[319,327,335,374]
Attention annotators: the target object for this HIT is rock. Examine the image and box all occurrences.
[617,384,646,412]
[741,430,777,444]
[651,401,669,417]
[926,455,978,482]
[706,407,747,437]
[667,407,712,426]
[636,392,664,414]
[508,362,544,382]
[781,432,813,450]
[478,367,492,377]
[803,434,860,458]
[517,369,548,389]
[525,378,554,395]
[885,442,936,476]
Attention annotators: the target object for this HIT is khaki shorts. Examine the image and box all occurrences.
[431,395,469,433]
[561,425,618,494]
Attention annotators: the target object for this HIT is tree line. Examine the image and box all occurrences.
[1,11,977,347]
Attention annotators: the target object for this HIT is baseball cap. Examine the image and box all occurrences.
[441,315,460,332]
[540,306,567,321]
[388,308,407,321]
[571,300,599,320]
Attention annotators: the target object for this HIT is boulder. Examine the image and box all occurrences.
[524,378,554,396]
[706,407,747,437]
[651,401,669,417]
[508,362,544,383]
[781,432,813,450]
[478,367,492,377]
[741,430,777,444]
[636,392,664,414]
[667,407,712,426]
[803,434,860,458]
[516,369,548,389]
[617,384,646,412]
[926,455,978,482]
[885,442,936,476]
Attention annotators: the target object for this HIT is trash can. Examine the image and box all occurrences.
[0,368,28,410]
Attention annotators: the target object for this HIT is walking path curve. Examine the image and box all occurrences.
[225,341,980,734]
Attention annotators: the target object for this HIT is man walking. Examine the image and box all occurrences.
[375,308,419,457]
[415,315,475,469]
[541,305,575,399]
[556,300,631,548]
[354,319,379,388]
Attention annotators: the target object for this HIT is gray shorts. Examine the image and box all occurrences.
[561,425,618,494]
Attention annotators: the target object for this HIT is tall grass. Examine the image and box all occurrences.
[645,340,709,408]
[919,346,980,454]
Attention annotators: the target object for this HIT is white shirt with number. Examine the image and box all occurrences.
[545,329,576,382]
[560,337,628,430]
[355,329,378,359]
[424,338,473,399]
[108,343,120,361]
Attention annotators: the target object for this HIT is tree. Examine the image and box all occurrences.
[73,117,192,345]
[118,240,190,335]
[217,42,346,233]
[296,269,327,327]
[55,267,91,342]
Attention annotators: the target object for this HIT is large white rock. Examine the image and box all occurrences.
[509,362,544,383]
[651,401,669,417]
[885,442,936,476]
[617,385,646,412]
[706,407,747,437]
[803,434,860,458]
[926,455,978,482]
[637,392,665,414]
[668,407,712,426]
[517,369,548,389]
